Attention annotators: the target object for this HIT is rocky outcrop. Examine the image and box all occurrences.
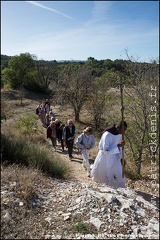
[1,178,159,239]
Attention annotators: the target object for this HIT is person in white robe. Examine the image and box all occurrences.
[90,121,127,189]
[76,127,95,176]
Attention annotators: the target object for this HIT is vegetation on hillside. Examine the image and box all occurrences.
[1,53,159,177]
[1,113,70,179]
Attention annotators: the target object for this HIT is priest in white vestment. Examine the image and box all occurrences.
[90,121,127,189]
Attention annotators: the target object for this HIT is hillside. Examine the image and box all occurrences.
[1,89,159,239]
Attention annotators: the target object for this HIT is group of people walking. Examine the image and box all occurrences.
[36,98,56,128]
[36,99,128,190]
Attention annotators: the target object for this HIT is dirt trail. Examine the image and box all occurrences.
[54,144,96,184]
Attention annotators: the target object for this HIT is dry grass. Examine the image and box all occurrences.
[2,89,158,168]
[1,164,50,206]
[1,88,159,188]
[1,89,159,239]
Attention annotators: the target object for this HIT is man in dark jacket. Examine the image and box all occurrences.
[63,119,76,159]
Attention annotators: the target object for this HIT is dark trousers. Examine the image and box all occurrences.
[60,139,64,151]
[66,140,74,157]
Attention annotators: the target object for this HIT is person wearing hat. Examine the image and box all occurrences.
[76,127,95,177]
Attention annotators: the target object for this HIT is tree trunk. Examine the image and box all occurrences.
[75,112,80,121]
[135,149,143,176]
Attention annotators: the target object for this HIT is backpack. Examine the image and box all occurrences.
[36,107,39,115]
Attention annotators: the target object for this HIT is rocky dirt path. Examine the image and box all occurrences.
[44,104,97,185]
[54,142,97,184]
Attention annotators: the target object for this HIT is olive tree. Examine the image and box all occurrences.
[54,63,94,121]
[86,74,111,130]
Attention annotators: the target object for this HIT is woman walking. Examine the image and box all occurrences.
[76,127,95,177]
[46,121,57,151]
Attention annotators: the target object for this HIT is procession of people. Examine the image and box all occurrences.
[36,98,127,190]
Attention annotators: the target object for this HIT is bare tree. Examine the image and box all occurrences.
[123,52,159,176]
[87,74,111,130]
[54,64,94,121]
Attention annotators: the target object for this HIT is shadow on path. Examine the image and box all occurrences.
[135,190,159,210]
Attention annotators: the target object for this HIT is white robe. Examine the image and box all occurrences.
[90,131,125,189]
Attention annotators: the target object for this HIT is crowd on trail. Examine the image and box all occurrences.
[36,98,128,190]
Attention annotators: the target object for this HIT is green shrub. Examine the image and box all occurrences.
[14,115,42,136]
[1,134,69,178]
[74,221,90,234]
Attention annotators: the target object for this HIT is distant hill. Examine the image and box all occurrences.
[57,60,85,62]
[1,54,85,66]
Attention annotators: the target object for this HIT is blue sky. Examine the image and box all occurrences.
[1,1,159,62]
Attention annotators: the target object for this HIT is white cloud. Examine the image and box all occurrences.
[25,1,74,20]
[85,1,113,26]
[91,1,112,19]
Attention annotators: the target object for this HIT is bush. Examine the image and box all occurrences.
[24,81,49,94]
[1,134,69,179]
[74,221,90,234]
[14,115,42,137]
